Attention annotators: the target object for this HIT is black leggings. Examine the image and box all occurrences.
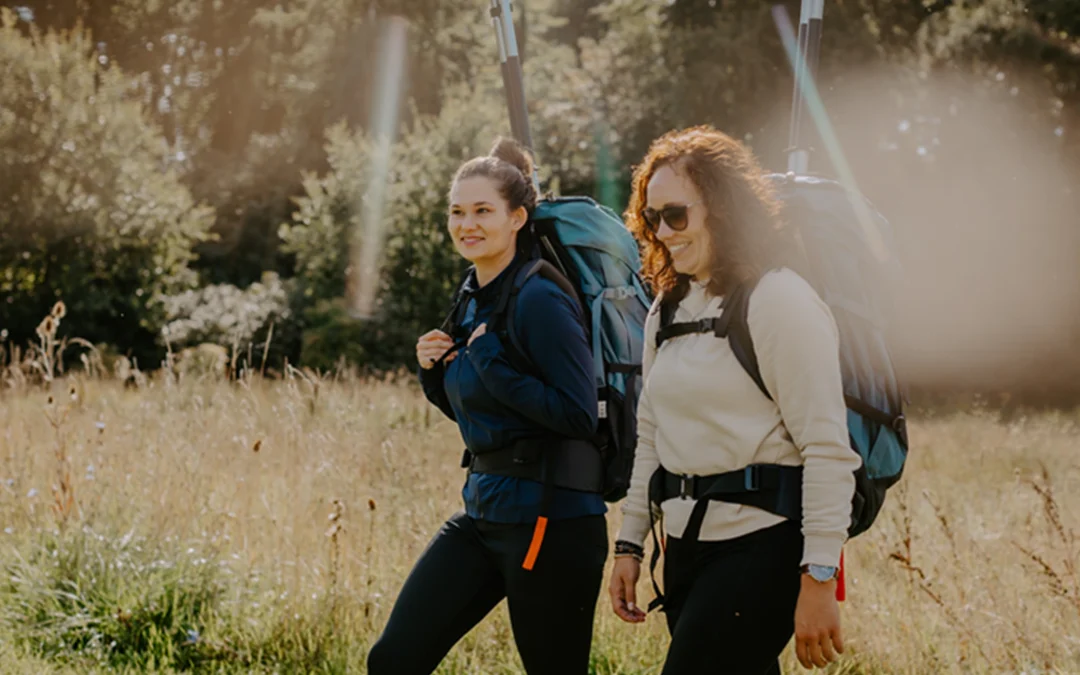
[660,520,803,675]
[367,511,608,675]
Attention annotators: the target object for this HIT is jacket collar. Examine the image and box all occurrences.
[461,252,523,303]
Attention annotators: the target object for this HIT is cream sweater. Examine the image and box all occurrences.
[617,268,862,567]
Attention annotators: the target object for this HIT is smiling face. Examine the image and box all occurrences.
[645,163,712,282]
[448,176,526,275]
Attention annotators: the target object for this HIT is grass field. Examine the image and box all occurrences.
[0,370,1077,674]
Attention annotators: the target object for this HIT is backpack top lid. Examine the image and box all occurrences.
[767,173,899,253]
[765,172,904,328]
[760,172,906,422]
[532,196,643,278]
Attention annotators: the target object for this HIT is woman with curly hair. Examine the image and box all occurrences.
[607,125,862,674]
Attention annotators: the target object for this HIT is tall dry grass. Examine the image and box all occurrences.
[0,361,1077,673]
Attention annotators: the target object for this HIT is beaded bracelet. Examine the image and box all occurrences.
[614,539,645,562]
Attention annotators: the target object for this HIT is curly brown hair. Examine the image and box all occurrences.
[624,125,791,305]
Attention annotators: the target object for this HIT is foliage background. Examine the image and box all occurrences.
[3,0,1080,405]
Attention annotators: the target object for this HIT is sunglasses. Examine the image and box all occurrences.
[641,201,701,233]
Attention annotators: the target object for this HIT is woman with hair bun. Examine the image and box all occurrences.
[367,138,607,675]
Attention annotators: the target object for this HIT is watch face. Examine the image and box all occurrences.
[809,565,837,582]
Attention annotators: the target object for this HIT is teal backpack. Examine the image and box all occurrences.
[769,173,908,537]
[524,196,653,502]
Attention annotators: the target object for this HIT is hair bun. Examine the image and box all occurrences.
[489,137,534,180]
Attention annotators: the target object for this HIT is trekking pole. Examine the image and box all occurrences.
[489,0,540,192]
[786,0,824,175]
[772,3,890,262]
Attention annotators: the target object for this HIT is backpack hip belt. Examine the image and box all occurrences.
[462,438,606,494]
[648,463,804,525]
[642,462,804,612]
[463,436,604,572]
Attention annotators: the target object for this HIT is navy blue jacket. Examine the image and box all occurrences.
[419,256,606,523]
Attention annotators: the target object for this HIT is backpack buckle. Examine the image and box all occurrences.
[705,316,727,339]
[693,317,721,337]
[892,414,908,446]
[743,465,761,491]
[604,286,636,301]
[678,474,696,499]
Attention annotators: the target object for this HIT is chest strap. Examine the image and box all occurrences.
[655,316,726,348]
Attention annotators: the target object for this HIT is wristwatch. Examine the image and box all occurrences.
[801,564,839,583]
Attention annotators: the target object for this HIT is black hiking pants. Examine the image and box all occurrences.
[367,511,608,675]
[660,519,803,675]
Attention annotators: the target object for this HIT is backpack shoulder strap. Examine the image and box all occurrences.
[433,268,477,366]
[439,268,473,334]
[501,259,581,370]
[655,293,725,349]
[651,277,772,399]
[648,276,770,403]
[530,259,582,314]
[659,297,675,333]
[721,276,772,401]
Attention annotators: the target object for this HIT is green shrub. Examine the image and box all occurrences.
[280,85,512,370]
[298,298,371,373]
[160,272,292,373]
[0,9,214,368]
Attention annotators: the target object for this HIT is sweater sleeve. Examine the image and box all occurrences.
[616,296,663,547]
[749,270,863,567]
[418,363,457,421]
[465,277,598,439]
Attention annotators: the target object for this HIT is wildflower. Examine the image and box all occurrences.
[36,316,55,340]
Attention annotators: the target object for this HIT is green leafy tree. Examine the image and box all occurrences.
[280,83,511,370]
[0,9,214,365]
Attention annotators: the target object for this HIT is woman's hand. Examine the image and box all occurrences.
[416,329,456,370]
[794,575,844,669]
[608,556,647,623]
[468,322,487,346]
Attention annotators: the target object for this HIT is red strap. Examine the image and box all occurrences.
[522,516,548,571]
[835,549,846,602]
